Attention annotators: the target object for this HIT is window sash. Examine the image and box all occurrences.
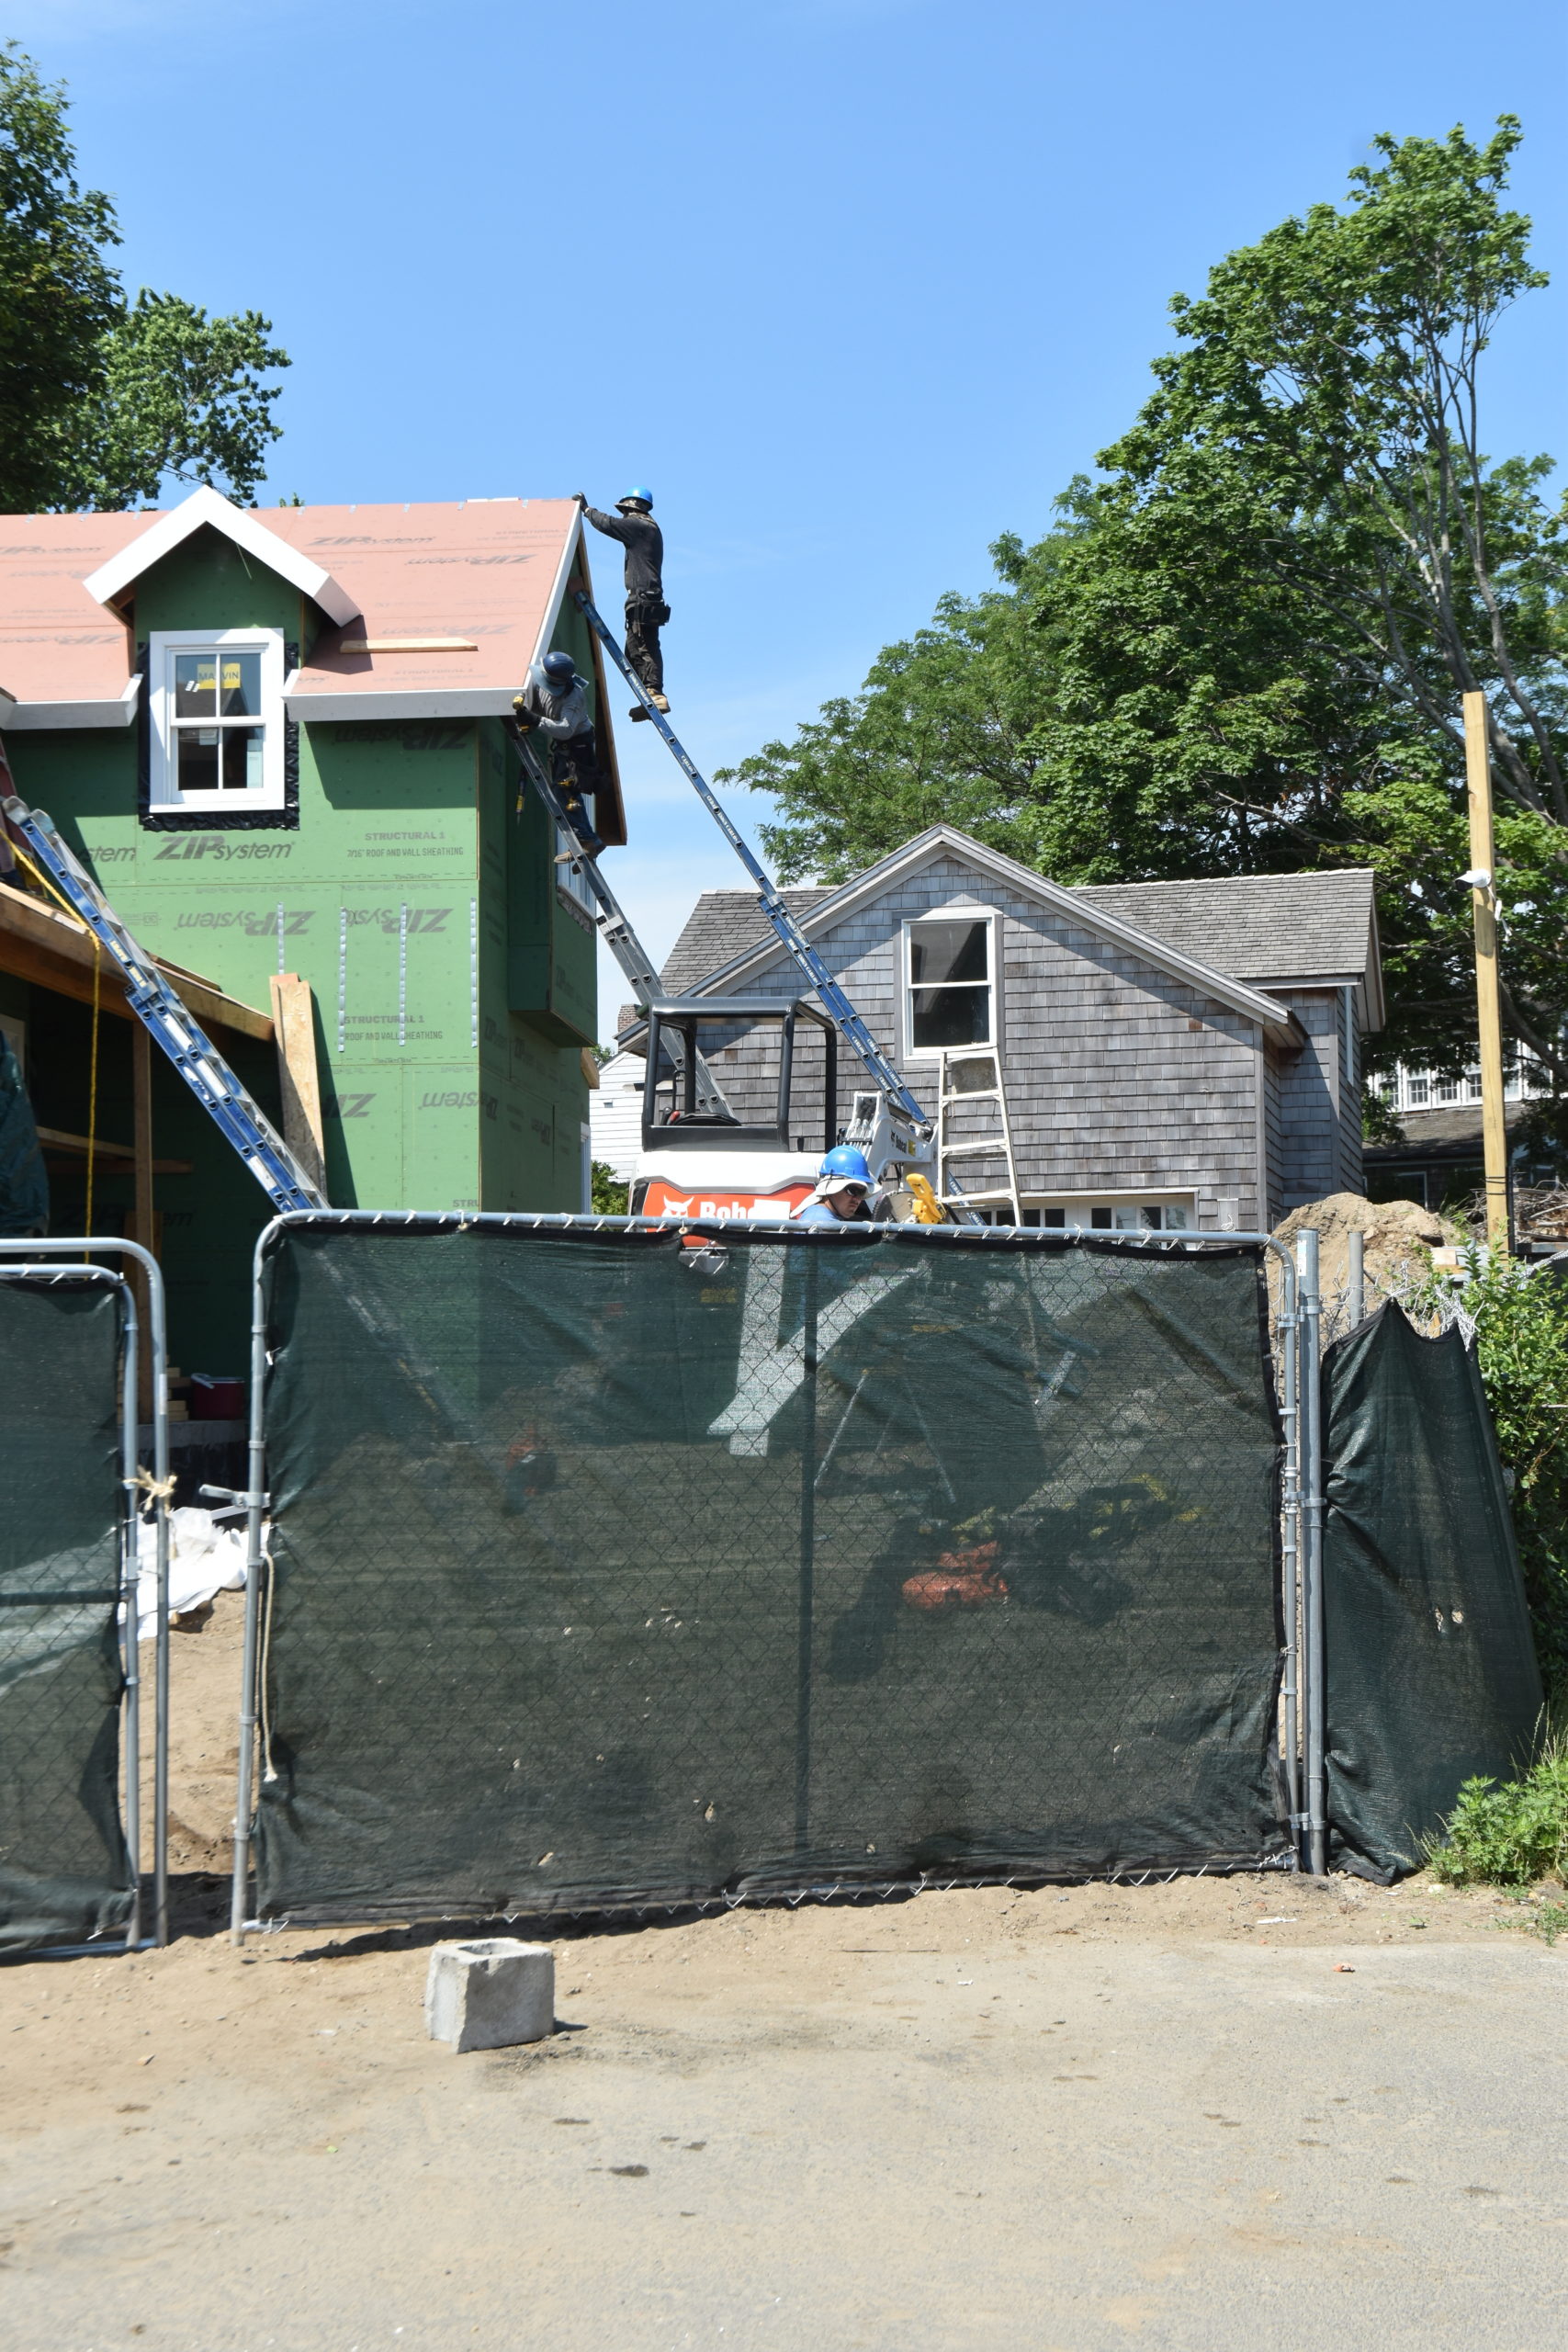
[150,629,285,810]
[904,912,997,1057]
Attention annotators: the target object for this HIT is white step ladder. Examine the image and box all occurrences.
[936,1046,1023,1227]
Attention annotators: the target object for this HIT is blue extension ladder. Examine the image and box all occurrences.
[573,590,932,1136]
[3,796,326,1214]
[502,718,731,1118]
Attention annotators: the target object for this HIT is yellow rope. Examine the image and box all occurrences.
[7,834,84,925]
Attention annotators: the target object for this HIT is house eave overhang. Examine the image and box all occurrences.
[82,484,360,627]
[283,683,523,723]
[683,826,1303,1048]
[2,675,141,730]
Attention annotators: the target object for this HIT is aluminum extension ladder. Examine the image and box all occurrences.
[2,795,326,1214]
[501,718,732,1120]
[936,1045,1024,1226]
[573,588,931,1140]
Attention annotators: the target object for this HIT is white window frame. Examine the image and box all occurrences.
[148,627,287,813]
[900,907,1000,1063]
[969,1193,1198,1233]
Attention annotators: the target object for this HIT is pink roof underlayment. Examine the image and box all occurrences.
[0,509,152,726]
[0,487,588,727]
[0,485,626,842]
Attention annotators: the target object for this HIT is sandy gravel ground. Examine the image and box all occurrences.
[5,1593,1565,2351]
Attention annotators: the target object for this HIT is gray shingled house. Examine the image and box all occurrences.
[615,824,1381,1232]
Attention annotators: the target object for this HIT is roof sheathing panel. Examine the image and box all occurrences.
[0,513,146,707]
[268,499,580,704]
[0,494,581,716]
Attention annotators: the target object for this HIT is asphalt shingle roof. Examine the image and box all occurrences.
[660,888,837,993]
[658,867,1376,1000]
[1074,871,1376,984]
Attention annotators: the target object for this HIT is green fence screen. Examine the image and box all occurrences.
[0,1276,130,1951]
[1323,1305,1542,1881]
[253,1222,1289,1925]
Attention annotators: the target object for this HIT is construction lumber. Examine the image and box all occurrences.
[269,972,328,1197]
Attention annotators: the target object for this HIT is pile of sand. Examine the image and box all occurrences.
[1268,1193,1462,1332]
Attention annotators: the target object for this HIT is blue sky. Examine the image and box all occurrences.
[13,0,1566,1017]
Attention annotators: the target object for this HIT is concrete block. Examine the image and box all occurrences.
[424,1939,555,2053]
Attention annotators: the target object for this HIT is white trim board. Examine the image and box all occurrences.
[283,685,524,723]
[83,485,360,627]
[2,675,141,729]
[682,823,1303,1047]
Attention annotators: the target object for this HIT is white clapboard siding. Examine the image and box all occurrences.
[588,1053,646,1182]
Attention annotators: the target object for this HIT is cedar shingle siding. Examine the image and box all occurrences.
[648,828,1381,1230]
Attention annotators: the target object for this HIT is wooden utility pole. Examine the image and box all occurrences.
[1463,691,1511,1252]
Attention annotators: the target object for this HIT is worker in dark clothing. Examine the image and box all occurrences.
[576,487,670,719]
[513,650,604,854]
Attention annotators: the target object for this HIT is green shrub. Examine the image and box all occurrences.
[1427,1744,1568,1886]
[590,1160,628,1216]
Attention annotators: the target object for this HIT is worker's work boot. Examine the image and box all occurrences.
[649,693,671,713]
[628,704,650,722]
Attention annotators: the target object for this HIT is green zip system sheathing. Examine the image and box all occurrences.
[5,532,596,1370]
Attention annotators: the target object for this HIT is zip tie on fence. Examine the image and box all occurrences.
[130,1467,177,1512]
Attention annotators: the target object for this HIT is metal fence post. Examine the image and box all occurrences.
[118,1280,143,1950]
[1347,1229,1365,1330]
[1296,1228,1326,1874]
[1273,1248,1302,1858]
[0,1238,168,1953]
[794,1238,820,1856]
[231,1227,276,1944]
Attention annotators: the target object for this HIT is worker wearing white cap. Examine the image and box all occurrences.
[793,1146,876,1227]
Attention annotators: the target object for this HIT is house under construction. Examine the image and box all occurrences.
[0,485,626,1366]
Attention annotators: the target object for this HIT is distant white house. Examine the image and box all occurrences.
[589,1050,647,1182]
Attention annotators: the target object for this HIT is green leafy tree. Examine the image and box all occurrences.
[729,120,1567,1116]
[0,43,288,511]
[590,1160,628,1216]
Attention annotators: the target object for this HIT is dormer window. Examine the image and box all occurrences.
[149,628,286,811]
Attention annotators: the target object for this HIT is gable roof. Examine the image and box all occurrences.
[661,824,1312,1046]
[82,483,360,625]
[1077,871,1382,1023]
[0,485,588,729]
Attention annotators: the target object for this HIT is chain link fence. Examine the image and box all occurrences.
[237,1216,1292,1931]
[0,1256,149,1954]
[1322,1303,1542,1880]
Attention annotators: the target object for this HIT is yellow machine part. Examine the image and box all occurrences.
[902,1171,949,1226]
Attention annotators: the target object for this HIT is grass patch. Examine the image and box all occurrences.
[1532,1902,1568,1947]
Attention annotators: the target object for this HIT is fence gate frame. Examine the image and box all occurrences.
[0,1236,171,1957]
[230,1209,1316,1941]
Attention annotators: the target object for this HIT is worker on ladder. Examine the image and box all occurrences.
[792,1145,878,1227]
[576,488,671,718]
[513,650,604,854]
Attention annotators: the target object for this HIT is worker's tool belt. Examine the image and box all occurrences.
[626,595,671,626]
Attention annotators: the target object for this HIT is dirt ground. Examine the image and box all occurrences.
[6,1592,1566,2351]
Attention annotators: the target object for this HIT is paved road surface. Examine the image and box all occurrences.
[4,1894,1564,2350]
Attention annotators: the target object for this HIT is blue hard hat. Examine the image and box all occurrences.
[617,485,654,509]
[542,650,576,684]
[819,1145,873,1188]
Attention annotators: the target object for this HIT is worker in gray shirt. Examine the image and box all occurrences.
[513,650,604,854]
[576,486,670,718]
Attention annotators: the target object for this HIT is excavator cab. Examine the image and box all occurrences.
[631,995,839,1221]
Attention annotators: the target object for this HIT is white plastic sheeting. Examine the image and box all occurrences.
[130,1506,248,1642]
